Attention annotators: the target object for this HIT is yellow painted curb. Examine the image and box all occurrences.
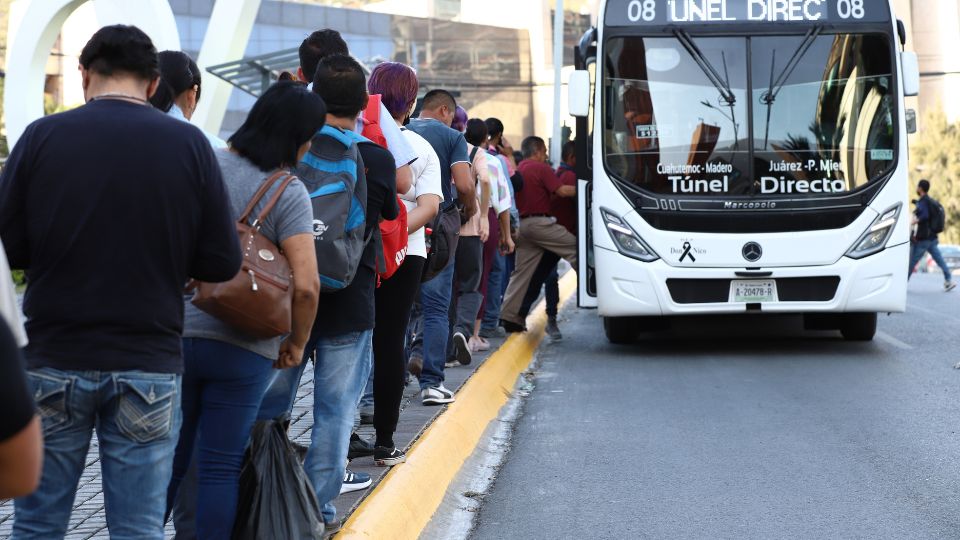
[339,272,578,539]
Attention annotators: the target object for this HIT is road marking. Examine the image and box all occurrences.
[876,331,913,350]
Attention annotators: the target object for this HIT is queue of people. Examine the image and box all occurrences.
[0,23,578,540]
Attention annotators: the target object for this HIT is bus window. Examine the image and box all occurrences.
[603,36,750,195]
[752,34,895,194]
[602,32,895,198]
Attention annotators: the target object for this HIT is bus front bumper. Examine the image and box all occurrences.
[594,242,909,317]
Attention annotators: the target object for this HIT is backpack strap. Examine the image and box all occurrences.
[365,94,382,125]
[469,145,480,163]
[238,170,290,226]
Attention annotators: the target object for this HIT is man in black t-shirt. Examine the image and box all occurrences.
[256,54,397,530]
[0,26,240,538]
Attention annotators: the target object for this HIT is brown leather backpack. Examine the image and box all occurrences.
[191,171,297,339]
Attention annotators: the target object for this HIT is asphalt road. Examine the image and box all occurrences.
[471,273,960,539]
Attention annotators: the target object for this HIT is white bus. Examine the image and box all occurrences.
[567,0,920,343]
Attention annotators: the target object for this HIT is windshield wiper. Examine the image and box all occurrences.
[761,25,823,106]
[761,25,823,148]
[673,29,737,106]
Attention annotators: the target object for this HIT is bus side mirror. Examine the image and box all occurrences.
[569,70,591,118]
[902,51,920,97]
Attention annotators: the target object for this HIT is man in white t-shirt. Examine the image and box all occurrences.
[400,128,445,260]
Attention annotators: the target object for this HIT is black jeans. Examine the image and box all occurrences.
[373,255,425,448]
[518,251,562,320]
[446,237,484,360]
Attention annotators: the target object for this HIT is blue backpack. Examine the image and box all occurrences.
[296,126,369,291]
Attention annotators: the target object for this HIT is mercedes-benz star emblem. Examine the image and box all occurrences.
[742,242,763,262]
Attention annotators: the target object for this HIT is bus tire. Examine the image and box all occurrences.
[603,316,636,344]
[840,313,877,341]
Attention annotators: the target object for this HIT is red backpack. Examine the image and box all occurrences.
[362,94,408,283]
[361,94,388,147]
[376,198,408,283]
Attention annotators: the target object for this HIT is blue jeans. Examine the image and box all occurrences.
[481,249,505,332]
[910,238,954,282]
[13,368,182,540]
[167,338,274,540]
[359,369,374,410]
[418,258,456,389]
[257,329,373,524]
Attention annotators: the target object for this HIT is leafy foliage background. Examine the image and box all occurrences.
[909,107,960,245]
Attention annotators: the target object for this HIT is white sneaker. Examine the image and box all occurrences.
[469,336,490,352]
[421,384,455,406]
[946,281,957,292]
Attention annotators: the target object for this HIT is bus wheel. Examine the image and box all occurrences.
[603,316,636,344]
[840,313,877,341]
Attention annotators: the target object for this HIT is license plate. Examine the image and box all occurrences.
[731,280,777,303]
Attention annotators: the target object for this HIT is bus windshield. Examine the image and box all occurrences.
[603,33,894,198]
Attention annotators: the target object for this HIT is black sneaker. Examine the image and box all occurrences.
[408,354,423,378]
[348,432,375,460]
[479,326,506,339]
[323,518,342,538]
[500,319,526,333]
[452,332,472,365]
[545,317,562,340]
[374,446,407,467]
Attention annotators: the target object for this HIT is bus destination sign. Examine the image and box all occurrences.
[605,0,891,26]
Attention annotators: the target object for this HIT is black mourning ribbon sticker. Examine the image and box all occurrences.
[679,242,696,263]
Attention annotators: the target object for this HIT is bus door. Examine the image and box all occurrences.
[573,28,598,308]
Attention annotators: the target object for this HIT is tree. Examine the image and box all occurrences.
[908,107,960,245]
[0,0,12,158]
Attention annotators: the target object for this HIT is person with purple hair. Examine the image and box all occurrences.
[366,62,444,464]
[451,105,469,133]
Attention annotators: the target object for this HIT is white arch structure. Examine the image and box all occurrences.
[4,0,261,148]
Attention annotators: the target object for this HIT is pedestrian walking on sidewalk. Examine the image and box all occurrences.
[254,29,417,505]
[908,179,956,291]
[166,82,324,540]
[471,119,516,351]
[447,107,491,367]
[1,25,241,539]
[149,50,227,149]
[406,91,478,406]
[367,61,443,466]
[257,54,399,532]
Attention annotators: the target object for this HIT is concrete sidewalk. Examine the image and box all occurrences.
[0,335,511,539]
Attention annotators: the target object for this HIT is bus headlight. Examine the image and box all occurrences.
[600,208,659,262]
[846,203,901,260]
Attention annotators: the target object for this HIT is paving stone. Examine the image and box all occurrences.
[0,334,510,538]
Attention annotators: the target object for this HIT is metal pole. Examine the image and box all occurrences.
[551,0,565,167]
